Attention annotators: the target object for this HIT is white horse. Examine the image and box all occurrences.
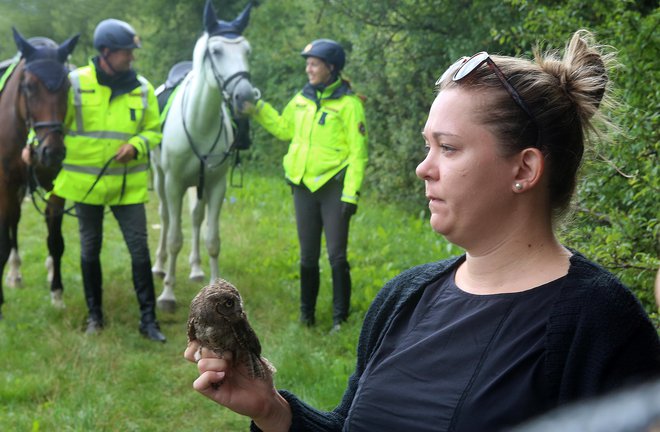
[151,0,259,312]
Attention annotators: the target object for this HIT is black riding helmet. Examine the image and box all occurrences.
[301,39,345,72]
[93,19,141,51]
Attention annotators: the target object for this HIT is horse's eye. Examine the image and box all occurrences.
[22,82,37,95]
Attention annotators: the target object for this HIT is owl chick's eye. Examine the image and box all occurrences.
[215,298,234,314]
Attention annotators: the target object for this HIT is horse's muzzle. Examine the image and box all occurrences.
[232,80,260,118]
[36,141,66,169]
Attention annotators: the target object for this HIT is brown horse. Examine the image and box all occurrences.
[0,29,78,319]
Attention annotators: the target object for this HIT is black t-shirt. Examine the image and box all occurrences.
[345,270,564,432]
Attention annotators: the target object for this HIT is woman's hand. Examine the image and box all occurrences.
[184,341,292,431]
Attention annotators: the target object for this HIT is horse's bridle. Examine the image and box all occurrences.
[17,66,73,218]
[179,37,256,199]
[205,37,256,100]
[19,73,67,149]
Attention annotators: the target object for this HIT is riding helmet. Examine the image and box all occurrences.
[93,19,141,51]
[301,39,345,72]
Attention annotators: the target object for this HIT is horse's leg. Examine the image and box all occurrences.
[151,159,168,279]
[6,248,22,288]
[205,176,227,282]
[157,175,185,313]
[188,188,205,282]
[5,198,22,288]
[45,194,65,308]
[0,220,11,319]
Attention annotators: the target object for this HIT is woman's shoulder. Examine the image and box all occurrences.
[558,251,649,320]
[566,252,629,295]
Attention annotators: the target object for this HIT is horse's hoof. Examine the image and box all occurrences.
[157,298,177,313]
[51,290,66,309]
[189,269,205,282]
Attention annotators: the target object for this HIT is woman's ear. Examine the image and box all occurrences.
[512,148,544,192]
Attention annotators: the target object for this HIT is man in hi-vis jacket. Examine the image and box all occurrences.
[53,19,165,342]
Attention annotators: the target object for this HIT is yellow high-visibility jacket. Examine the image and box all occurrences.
[252,79,368,204]
[53,60,161,205]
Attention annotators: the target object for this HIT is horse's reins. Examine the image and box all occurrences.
[180,43,251,199]
[29,154,126,218]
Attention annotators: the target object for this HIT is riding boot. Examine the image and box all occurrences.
[331,261,351,329]
[132,259,166,343]
[300,264,319,326]
[81,258,103,332]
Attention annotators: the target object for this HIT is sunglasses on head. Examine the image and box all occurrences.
[437,52,540,144]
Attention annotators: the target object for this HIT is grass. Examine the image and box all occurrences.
[0,168,458,431]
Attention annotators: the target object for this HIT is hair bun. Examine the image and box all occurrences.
[559,30,610,120]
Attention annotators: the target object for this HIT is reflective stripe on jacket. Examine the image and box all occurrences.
[252,79,368,204]
[53,61,161,205]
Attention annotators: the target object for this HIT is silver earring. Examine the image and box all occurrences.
[515,182,523,191]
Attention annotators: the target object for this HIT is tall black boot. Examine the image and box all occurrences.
[300,264,319,326]
[331,261,351,329]
[132,259,166,343]
[81,258,103,333]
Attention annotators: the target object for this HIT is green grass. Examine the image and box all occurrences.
[0,168,457,431]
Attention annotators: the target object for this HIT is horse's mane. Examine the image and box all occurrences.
[192,32,210,76]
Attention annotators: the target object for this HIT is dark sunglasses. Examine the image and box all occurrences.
[437,52,540,143]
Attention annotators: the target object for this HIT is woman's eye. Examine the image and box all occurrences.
[439,144,455,153]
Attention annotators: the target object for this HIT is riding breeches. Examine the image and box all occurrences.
[75,202,151,263]
[293,177,351,268]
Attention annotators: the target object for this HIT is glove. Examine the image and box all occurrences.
[341,202,357,218]
[241,101,256,115]
[241,96,261,116]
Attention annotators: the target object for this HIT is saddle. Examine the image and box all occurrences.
[156,60,192,115]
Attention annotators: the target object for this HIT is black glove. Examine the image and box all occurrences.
[341,202,357,218]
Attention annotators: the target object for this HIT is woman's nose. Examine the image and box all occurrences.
[416,156,430,180]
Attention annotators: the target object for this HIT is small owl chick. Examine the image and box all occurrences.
[187,278,274,380]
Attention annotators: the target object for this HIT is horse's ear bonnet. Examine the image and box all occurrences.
[12,28,79,91]
[203,0,254,39]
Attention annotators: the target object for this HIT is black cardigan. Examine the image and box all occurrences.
[255,252,660,431]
